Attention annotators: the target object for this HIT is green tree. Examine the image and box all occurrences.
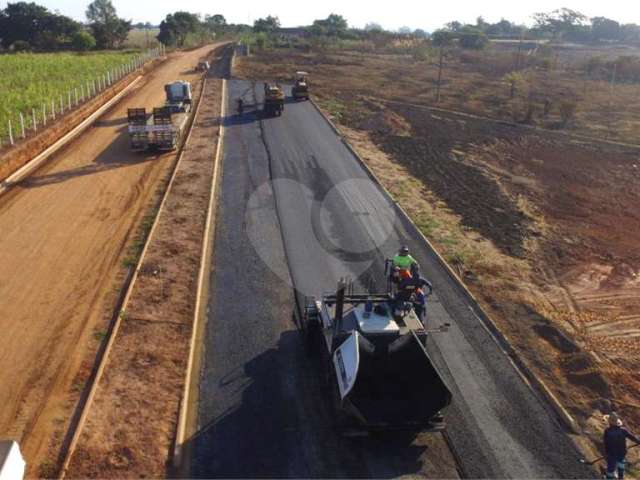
[86,0,131,49]
[458,27,488,49]
[532,8,587,39]
[431,29,455,47]
[204,13,226,34]
[72,30,96,50]
[157,11,200,47]
[445,21,462,32]
[311,13,348,37]
[0,2,81,50]
[11,39,31,51]
[253,15,280,33]
[591,17,621,41]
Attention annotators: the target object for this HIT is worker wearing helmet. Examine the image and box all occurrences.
[393,246,418,272]
[604,412,640,479]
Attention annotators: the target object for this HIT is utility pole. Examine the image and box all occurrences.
[607,62,618,139]
[436,45,444,103]
[515,28,524,71]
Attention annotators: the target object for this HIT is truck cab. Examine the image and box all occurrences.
[164,81,192,113]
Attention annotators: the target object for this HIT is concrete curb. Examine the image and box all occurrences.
[308,97,581,435]
[0,76,143,197]
[172,73,227,470]
[59,74,209,479]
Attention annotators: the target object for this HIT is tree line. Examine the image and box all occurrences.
[443,9,640,44]
[244,9,640,50]
[156,12,249,47]
[0,0,131,51]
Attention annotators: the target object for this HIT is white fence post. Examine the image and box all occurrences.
[42,103,46,126]
[74,88,78,106]
[107,71,111,85]
[93,79,97,96]
[80,84,85,102]
[32,108,37,132]
[20,112,25,138]
[8,120,14,145]
[60,95,64,114]
[68,90,72,110]
[51,99,55,120]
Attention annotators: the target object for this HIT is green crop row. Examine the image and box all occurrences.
[0,50,144,144]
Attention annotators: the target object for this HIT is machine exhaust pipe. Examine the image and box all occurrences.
[335,278,346,323]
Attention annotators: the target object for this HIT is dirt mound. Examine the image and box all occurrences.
[359,110,412,137]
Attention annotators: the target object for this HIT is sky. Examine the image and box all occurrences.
[3,0,640,31]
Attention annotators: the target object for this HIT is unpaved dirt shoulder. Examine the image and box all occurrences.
[64,47,230,478]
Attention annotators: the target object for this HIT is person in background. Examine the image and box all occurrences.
[604,412,640,479]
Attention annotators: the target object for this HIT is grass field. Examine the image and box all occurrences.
[0,51,139,143]
[123,28,160,49]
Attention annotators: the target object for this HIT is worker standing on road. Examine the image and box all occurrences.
[604,412,640,479]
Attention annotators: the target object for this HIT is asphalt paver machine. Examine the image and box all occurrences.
[302,278,452,432]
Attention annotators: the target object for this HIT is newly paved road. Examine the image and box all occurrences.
[191,79,594,478]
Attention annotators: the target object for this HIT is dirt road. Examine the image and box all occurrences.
[0,43,216,475]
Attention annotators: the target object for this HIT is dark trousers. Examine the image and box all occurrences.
[606,456,625,479]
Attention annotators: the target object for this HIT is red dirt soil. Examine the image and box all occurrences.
[65,45,230,478]
[0,44,216,477]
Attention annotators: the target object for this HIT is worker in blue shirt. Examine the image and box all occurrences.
[604,412,640,479]
[396,265,432,322]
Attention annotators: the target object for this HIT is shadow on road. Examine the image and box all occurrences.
[187,329,428,479]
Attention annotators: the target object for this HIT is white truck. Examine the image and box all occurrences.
[127,81,192,151]
[0,441,25,480]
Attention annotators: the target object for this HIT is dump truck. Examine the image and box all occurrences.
[302,278,452,433]
[263,83,285,116]
[291,71,309,100]
[127,81,191,151]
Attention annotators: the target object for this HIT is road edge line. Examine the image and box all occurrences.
[0,76,143,197]
[307,97,580,435]
[172,74,227,471]
[58,75,210,479]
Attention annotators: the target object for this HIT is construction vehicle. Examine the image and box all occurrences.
[164,80,192,113]
[291,71,309,100]
[0,440,25,480]
[263,83,285,117]
[127,81,191,151]
[301,277,452,433]
[195,61,210,72]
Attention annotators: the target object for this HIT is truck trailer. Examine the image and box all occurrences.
[127,81,191,151]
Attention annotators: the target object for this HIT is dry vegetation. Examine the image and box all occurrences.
[236,42,640,466]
